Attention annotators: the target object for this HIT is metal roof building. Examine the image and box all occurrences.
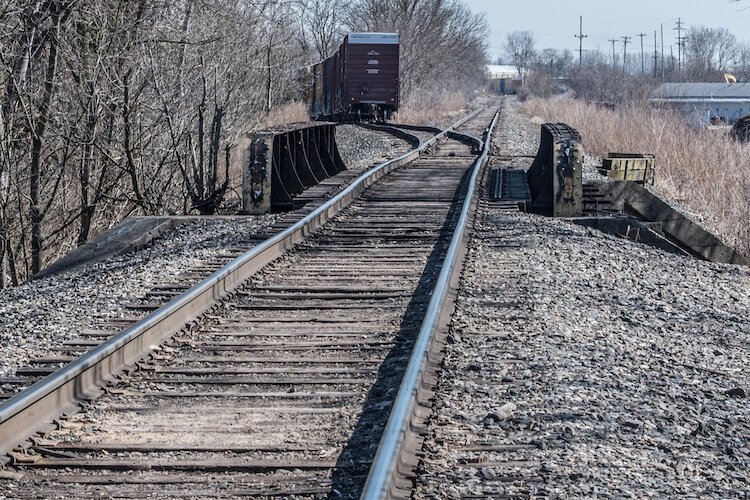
[485,65,521,95]
[650,83,750,126]
[486,65,519,80]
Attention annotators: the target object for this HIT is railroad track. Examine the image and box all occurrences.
[413,108,543,498]
[0,105,500,498]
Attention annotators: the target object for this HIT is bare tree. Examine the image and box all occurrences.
[566,50,657,105]
[348,0,489,100]
[504,30,536,85]
[685,26,737,81]
[527,48,573,97]
[716,28,738,71]
[0,0,490,287]
[0,0,311,285]
[734,41,750,82]
[6,1,76,275]
[297,0,349,59]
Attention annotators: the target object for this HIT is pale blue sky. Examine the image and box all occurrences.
[464,0,750,59]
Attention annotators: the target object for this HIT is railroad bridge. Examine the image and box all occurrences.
[0,98,748,498]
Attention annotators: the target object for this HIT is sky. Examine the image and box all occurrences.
[464,0,750,61]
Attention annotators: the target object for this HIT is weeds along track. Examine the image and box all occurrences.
[0,106,500,498]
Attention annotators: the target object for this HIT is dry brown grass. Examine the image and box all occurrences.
[255,101,311,130]
[524,95,750,256]
[393,91,466,125]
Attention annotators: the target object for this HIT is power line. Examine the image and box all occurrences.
[574,15,588,70]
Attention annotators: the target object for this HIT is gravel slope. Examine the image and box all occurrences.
[415,98,750,498]
[0,126,411,378]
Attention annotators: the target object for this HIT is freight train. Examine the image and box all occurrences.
[310,33,400,121]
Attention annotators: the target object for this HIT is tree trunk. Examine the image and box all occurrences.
[0,215,5,289]
[266,34,273,113]
[77,24,98,247]
[122,70,146,212]
[30,9,62,275]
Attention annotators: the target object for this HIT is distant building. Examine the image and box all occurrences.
[650,83,750,126]
[486,64,522,94]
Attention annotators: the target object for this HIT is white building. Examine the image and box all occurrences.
[650,83,750,126]
[486,65,522,94]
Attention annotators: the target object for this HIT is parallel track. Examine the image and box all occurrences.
[0,107,500,498]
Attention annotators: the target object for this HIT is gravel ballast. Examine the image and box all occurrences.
[415,98,750,498]
[0,126,411,379]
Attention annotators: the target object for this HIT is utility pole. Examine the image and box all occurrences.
[660,24,665,82]
[670,45,675,73]
[674,17,684,74]
[669,44,674,74]
[653,30,659,78]
[574,15,588,70]
[637,33,647,73]
[621,35,631,74]
[678,35,688,79]
[609,38,619,67]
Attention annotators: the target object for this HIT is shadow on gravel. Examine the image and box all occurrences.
[329,167,472,498]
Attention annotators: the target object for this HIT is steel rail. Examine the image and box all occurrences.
[385,122,484,152]
[356,121,483,153]
[361,109,501,499]
[0,109,483,461]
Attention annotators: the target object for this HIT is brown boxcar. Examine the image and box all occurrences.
[311,32,399,121]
